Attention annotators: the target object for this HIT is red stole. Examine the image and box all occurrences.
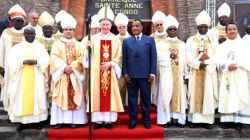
[100,40,112,111]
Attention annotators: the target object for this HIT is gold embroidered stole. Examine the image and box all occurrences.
[168,40,182,112]
[215,26,226,38]
[52,34,62,41]
[6,29,23,46]
[192,37,210,113]
[64,42,77,110]
[99,40,112,111]
[37,37,54,54]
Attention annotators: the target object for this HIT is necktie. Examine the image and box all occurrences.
[136,36,140,42]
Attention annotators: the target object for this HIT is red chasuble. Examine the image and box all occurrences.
[100,40,112,111]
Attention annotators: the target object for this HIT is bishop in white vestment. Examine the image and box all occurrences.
[186,11,218,128]
[156,15,187,128]
[217,23,250,127]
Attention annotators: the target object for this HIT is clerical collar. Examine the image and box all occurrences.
[28,23,39,29]
[45,37,52,40]
[101,32,111,39]
[196,32,208,41]
[24,40,34,45]
[155,30,166,36]
[226,36,241,42]
[167,37,178,41]
[217,23,226,28]
[11,27,23,33]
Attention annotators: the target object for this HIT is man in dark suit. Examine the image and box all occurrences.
[0,17,11,37]
[122,19,157,129]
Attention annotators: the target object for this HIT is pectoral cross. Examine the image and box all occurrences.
[199,39,204,54]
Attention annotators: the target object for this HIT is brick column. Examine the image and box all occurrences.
[151,0,177,17]
[176,0,189,41]
[60,0,86,40]
[60,0,70,11]
[69,0,86,40]
[151,0,168,16]
[166,0,177,17]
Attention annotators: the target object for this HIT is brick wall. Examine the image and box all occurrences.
[151,0,177,33]
[60,0,86,40]
[176,0,205,41]
[0,0,60,39]
[175,0,234,41]
[0,0,59,22]
[151,0,168,16]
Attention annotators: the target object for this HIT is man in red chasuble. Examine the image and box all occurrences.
[85,6,124,130]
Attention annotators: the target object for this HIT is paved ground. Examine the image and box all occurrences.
[1,102,250,140]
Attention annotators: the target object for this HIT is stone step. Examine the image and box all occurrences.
[0,107,7,115]
[165,125,250,138]
[0,126,47,140]
[0,122,249,139]
[0,125,249,139]
[0,114,16,127]
[0,114,8,121]
[167,138,250,140]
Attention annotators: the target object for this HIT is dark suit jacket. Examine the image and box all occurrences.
[0,19,10,37]
[122,34,157,78]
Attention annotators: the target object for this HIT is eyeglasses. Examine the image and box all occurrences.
[119,26,126,29]
[168,28,177,31]
[198,26,208,29]
[155,24,163,27]
[64,28,74,31]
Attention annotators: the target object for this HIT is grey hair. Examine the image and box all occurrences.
[24,26,35,32]
[28,9,39,18]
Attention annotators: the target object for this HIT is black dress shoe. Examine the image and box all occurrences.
[177,124,185,128]
[70,124,77,128]
[189,123,197,128]
[144,123,151,129]
[221,124,228,129]
[53,124,62,129]
[94,123,103,129]
[34,123,43,130]
[17,124,28,132]
[128,123,136,129]
[203,124,213,129]
[105,123,113,130]
[221,123,232,129]
[234,123,242,130]
[163,123,170,128]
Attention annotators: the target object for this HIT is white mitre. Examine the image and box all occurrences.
[114,13,129,27]
[217,2,231,17]
[38,11,55,27]
[195,10,211,26]
[164,15,179,29]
